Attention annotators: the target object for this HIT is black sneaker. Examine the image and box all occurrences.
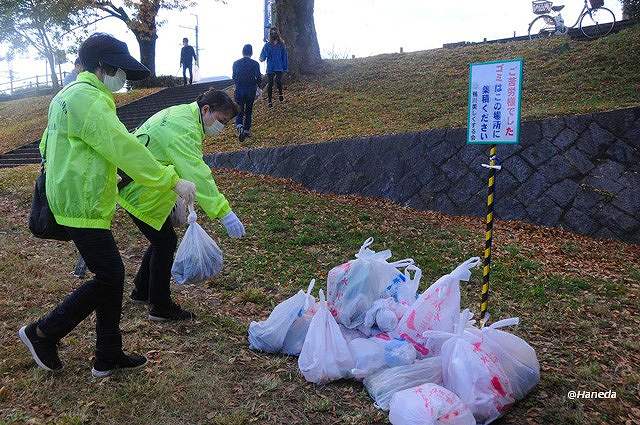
[129,290,148,305]
[149,301,195,322]
[18,323,62,371]
[239,129,247,143]
[279,95,284,102]
[268,101,273,108]
[91,352,147,378]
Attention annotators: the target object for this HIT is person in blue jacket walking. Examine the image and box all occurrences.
[259,28,288,108]
[232,44,262,142]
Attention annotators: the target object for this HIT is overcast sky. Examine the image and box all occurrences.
[0,0,623,82]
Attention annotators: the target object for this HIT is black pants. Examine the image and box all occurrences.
[130,214,177,309]
[235,91,256,131]
[267,71,283,102]
[38,227,125,360]
[182,64,193,85]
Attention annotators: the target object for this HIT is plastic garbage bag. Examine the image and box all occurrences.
[474,317,540,401]
[327,238,413,329]
[340,325,367,344]
[350,337,386,379]
[387,264,422,308]
[384,338,417,367]
[389,383,476,425]
[428,310,514,425]
[281,280,318,356]
[360,298,401,336]
[249,280,315,353]
[170,196,188,227]
[299,289,355,384]
[363,356,442,411]
[394,257,481,357]
[171,205,223,285]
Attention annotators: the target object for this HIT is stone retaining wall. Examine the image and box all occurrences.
[206,106,640,243]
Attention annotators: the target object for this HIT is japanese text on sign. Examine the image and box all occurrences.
[467,59,523,144]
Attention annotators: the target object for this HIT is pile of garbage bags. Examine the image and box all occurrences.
[248,238,540,425]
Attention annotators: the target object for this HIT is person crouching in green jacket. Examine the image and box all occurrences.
[117,89,246,322]
[18,33,197,378]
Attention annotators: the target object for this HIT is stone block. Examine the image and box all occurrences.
[502,155,534,183]
[565,114,592,134]
[545,179,580,208]
[520,138,561,167]
[541,118,566,139]
[606,141,640,165]
[494,196,528,220]
[563,146,596,175]
[520,121,543,145]
[448,172,485,207]
[441,154,468,183]
[539,154,580,184]
[594,107,638,139]
[550,127,579,151]
[562,208,600,235]
[526,198,563,227]
[515,171,551,205]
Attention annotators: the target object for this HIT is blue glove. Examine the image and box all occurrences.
[220,211,245,238]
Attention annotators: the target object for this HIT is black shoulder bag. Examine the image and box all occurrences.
[28,133,72,241]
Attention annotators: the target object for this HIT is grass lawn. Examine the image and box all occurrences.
[0,165,639,424]
[208,25,640,153]
[0,88,163,155]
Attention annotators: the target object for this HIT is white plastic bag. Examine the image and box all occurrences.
[327,238,414,329]
[384,338,417,367]
[387,264,422,307]
[476,318,540,401]
[249,280,315,353]
[171,205,223,285]
[394,257,481,357]
[363,356,442,410]
[389,383,476,425]
[351,335,417,380]
[298,289,355,384]
[170,196,188,227]
[281,280,318,356]
[430,310,514,425]
[360,298,401,336]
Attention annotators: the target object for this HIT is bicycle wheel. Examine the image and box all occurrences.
[580,7,615,39]
[528,15,556,40]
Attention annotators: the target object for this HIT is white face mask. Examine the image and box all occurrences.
[103,68,127,92]
[205,119,225,136]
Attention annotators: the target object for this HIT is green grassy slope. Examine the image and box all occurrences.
[209,25,640,153]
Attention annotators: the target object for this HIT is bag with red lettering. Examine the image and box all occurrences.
[327,237,413,329]
[388,383,476,425]
[425,310,515,425]
[394,257,481,357]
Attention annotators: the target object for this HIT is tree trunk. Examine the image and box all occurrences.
[275,0,322,76]
[134,31,158,76]
[46,51,59,89]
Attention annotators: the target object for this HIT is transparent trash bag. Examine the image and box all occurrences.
[363,356,442,411]
[171,205,223,285]
[327,237,413,329]
[281,280,318,356]
[360,298,403,336]
[426,310,515,425]
[389,383,476,425]
[386,264,422,307]
[394,257,481,357]
[249,279,315,353]
[170,196,188,227]
[350,335,417,380]
[474,317,540,401]
[298,289,355,384]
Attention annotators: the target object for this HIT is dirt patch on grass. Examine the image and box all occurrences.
[0,166,638,424]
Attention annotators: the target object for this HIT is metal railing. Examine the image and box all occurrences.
[0,70,70,98]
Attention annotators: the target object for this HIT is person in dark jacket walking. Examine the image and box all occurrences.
[180,38,197,85]
[232,44,262,142]
[259,28,288,107]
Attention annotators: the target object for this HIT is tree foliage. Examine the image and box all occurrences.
[0,0,86,88]
[620,0,640,19]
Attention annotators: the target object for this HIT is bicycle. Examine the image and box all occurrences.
[528,0,616,40]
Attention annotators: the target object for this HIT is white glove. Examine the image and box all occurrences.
[220,211,245,238]
[173,179,196,205]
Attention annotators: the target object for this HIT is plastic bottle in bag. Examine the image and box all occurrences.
[327,238,414,329]
[171,205,223,285]
[388,383,476,425]
[298,289,355,384]
[249,280,315,353]
[394,257,481,357]
[363,356,443,410]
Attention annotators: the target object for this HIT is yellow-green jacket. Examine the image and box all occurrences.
[40,72,179,229]
[117,102,231,230]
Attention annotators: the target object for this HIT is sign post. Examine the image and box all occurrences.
[467,58,523,326]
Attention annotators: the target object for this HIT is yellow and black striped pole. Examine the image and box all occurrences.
[480,145,498,327]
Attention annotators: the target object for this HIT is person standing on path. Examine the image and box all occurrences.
[180,37,198,85]
[118,89,246,322]
[259,28,288,108]
[232,44,262,142]
[17,33,197,378]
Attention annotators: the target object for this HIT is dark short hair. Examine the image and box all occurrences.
[196,89,239,118]
[242,44,253,56]
[183,37,188,43]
